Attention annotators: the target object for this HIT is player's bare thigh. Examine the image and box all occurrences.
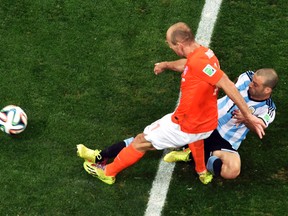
[132,133,156,152]
[212,150,241,179]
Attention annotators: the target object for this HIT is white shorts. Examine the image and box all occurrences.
[144,113,213,150]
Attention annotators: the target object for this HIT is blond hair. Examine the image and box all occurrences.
[169,22,195,45]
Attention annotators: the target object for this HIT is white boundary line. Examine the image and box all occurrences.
[144,1,223,216]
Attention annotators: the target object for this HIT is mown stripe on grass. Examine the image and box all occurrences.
[144,1,223,215]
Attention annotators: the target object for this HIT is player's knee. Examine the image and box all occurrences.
[222,161,241,179]
[133,133,146,144]
[222,169,240,179]
[132,134,143,149]
[132,133,154,152]
[230,160,241,176]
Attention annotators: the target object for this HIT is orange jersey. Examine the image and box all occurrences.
[172,46,224,133]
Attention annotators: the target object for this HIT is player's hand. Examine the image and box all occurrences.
[247,114,266,139]
[233,110,266,139]
[154,62,167,75]
[232,110,246,124]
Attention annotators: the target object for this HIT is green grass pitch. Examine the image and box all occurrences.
[0,0,287,215]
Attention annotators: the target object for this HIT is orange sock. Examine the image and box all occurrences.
[105,144,145,177]
[188,140,206,174]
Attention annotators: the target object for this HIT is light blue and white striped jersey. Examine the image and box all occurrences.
[217,71,276,150]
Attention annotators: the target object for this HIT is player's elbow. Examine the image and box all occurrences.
[216,73,234,90]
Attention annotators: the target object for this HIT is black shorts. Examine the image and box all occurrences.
[204,129,238,162]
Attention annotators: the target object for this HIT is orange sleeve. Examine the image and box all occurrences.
[188,60,224,85]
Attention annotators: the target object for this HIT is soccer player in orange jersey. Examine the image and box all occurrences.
[77,22,266,185]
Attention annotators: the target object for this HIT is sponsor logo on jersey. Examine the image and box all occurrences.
[203,64,217,77]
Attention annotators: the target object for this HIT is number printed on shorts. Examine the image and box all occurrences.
[151,123,160,131]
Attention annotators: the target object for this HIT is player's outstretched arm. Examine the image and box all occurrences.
[216,74,266,139]
[154,58,186,75]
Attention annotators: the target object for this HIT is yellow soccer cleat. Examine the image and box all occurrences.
[76,144,102,163]
[199,171,213,184]
[163,149,191,163]
[83,160,115,185]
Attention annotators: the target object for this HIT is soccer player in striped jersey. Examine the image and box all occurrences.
[164,68,278,179]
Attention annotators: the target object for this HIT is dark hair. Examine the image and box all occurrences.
[255,68,278,89]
